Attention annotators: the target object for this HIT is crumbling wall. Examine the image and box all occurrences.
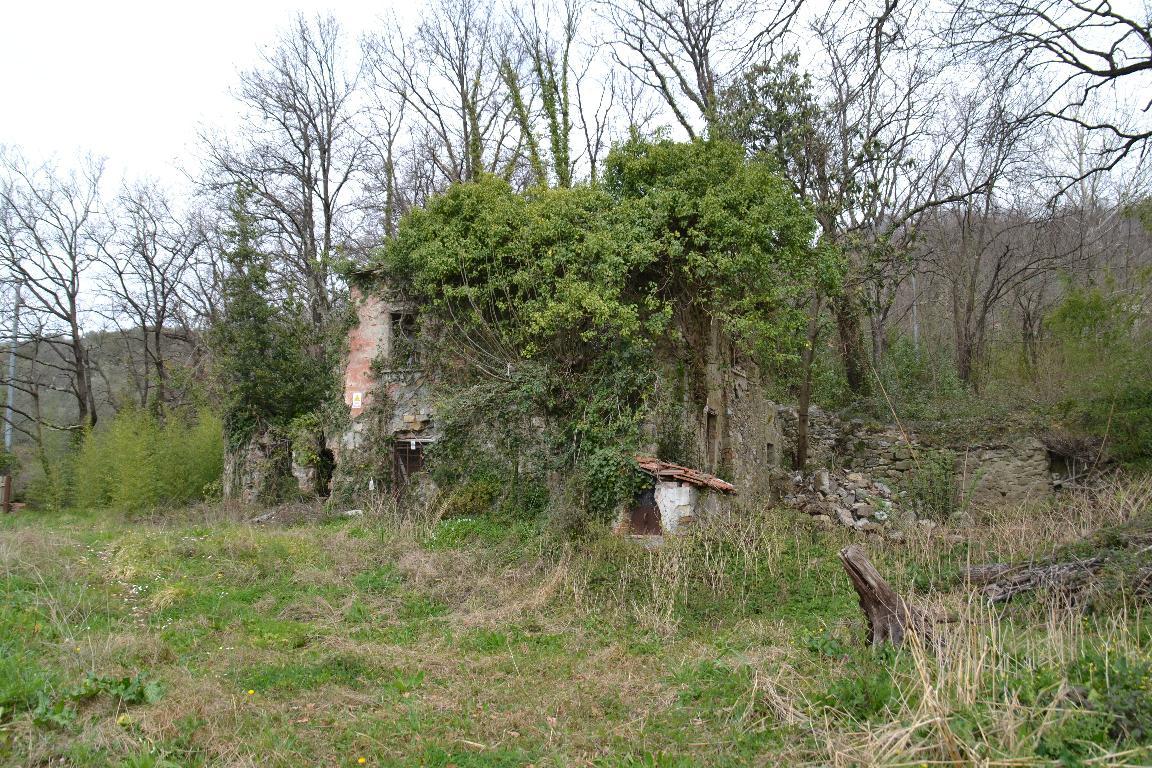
[777,409,1059,507]
[649,310,780,499]
[655,481,699,533]
[222,431,293,504]
[331,287,438,500]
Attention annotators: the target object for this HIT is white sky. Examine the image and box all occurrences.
[1,0,407,186]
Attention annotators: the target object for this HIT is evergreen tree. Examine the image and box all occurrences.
[212,186,331,447]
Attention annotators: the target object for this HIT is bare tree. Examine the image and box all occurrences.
[360,91,408,240]
[98,181,205,413]
[204,13,366,327]
[0,150,106,432]
[948,0,1152,184]
[600,0,804,137]
[722,0,981,393]
[365,0,524,188]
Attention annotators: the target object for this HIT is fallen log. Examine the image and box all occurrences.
[965,557,1105,603]
[963,562,1013,585]
[839,544,929,647]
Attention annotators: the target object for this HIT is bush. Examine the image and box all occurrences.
[816,655,901,721]
[71,408,224,511]
[901,448,959,520]
[1067,647,1152,744]
[1046,282,1152,465]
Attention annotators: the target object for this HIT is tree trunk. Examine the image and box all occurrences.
[794,294,823,471]
[840,545,927,647]
[833,291,870,396]
[966,558,1105,603]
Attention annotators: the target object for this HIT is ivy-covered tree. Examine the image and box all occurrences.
[377,137,838,518]
[211,187,332,448]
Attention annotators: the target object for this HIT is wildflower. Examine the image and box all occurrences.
[247,689,255,696]
[358,759,367,765]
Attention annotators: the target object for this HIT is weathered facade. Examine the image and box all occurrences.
[640,311,784,499]
[332,287,437,499]
[332,285,781,526]
[332,285,1070,530]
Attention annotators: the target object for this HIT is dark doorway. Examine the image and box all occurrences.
[393,440,425,488]
[629,487,662,534]
[316,448,335,498]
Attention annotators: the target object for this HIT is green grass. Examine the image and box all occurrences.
[1,495,1151,766]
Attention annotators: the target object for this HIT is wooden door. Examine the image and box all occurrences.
[629,488,661,534]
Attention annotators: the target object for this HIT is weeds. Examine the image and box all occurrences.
[1,482,1151,766]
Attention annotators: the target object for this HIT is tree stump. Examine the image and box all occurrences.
[839,544,927,647]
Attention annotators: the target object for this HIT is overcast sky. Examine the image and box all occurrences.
[1,1,405,184]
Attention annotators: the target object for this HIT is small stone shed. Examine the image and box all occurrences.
[625,456,737,535]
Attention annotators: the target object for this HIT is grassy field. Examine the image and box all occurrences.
[2,486,1152,767]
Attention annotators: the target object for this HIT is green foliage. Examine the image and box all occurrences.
[211,186,334,448]
[601,137,827,361]
[671,659,756,713]
[1067,647,1152,743]
[67,407,222,511]
[901,449,959,521]
[873,338,969,420]
[0,649,55,723]
[5,669,163,731]
[815,654,901,721]
[238,653,374,694]
[378,138,831,528]
[287,410,323,467]
[421,517,521,550]
[70,407,223,511]
[1047,282,1152,464]
[651,378,697,468]
[718,54,824,190]
[69,673,164,706]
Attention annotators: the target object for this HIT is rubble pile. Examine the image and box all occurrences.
[783,467,920,537]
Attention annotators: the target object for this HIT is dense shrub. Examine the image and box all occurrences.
[901,448,961,520]
[376,138,833,526]
[71,408,224,511]
[1047,283,1152,465]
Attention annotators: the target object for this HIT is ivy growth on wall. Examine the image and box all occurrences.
[370,137,838,523]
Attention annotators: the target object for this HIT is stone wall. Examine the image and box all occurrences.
[777,408,1059,507]
[222,431,293,504]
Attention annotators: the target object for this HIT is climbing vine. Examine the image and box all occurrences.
[372,137,835,524]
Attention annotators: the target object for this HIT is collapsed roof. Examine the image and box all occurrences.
[635,456,737,495]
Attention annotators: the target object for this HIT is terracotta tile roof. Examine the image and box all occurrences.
[635,456,737,494]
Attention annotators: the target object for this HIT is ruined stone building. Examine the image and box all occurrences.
[326,280,1084,535]
[329,277,784,533]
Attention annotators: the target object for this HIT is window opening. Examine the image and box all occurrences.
[390,312,419,367]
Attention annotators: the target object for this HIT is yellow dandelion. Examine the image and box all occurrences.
[247,689,255,696]
[358,759,367,765]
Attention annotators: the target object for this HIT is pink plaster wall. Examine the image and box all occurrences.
[343,289,389,418]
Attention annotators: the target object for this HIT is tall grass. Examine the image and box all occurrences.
[71,407,224,512]
[807,598,1152,766]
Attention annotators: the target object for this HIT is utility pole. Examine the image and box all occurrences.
[3,283,20,512]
